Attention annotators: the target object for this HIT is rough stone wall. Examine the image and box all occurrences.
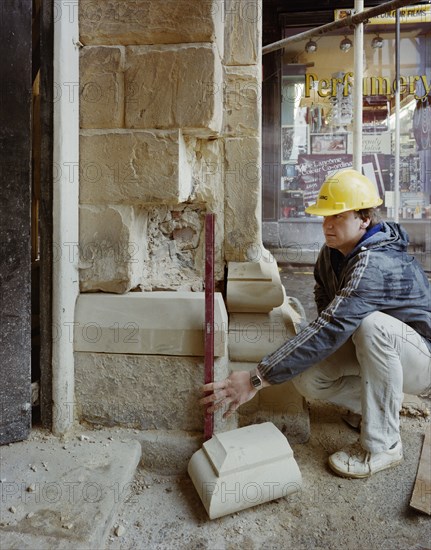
[75,1,268,439]
[79,0,263,293]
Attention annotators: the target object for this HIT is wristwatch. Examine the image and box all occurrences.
[250,368,264,389]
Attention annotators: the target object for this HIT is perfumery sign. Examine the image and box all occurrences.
[304,73,431,100]
[334,5,431,24]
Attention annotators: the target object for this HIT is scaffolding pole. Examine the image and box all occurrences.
[394,10,401,222]
[263,0,416,55]
[353,0,364,172]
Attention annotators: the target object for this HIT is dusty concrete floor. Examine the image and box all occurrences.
[103,403,430,550]
[103,267,431,550]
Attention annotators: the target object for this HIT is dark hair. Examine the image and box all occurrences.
[354,207,381,228]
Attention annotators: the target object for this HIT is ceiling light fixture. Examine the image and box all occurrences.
[340,36,353,52]
[305,39,318,53]
[371,34,384,49]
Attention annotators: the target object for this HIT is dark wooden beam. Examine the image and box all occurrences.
[0,0,33,444]
[38,0,54,429]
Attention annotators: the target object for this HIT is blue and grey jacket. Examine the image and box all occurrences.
[258,222,431,384]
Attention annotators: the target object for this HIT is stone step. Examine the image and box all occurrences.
[0,430,140,549]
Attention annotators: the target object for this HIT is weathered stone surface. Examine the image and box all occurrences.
[79,205,147,293]
[74,292,228,357]
[143,204,206,292]
[74,353,228,433]
[223,66,261,136]
[125,44,223,135]
[224,0,262,66]
[80,130,192,204]
[80,46,125,129]
[224,137,261,261]
[186,137,225,282]
[79,0,224,54]
[226,258,284,313]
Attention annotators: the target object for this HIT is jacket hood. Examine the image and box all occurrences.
[353,221,410,255]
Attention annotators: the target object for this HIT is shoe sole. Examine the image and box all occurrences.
[328,456,403,479]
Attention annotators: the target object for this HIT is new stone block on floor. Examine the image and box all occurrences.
[188,422,302,519]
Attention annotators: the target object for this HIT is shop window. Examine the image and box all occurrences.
[279,11,431,223]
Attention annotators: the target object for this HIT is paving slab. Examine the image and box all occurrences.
[0,430,140,549]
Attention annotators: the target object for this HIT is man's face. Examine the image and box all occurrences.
[322,210,369,256]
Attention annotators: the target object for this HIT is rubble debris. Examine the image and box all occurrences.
[115,524,126,537]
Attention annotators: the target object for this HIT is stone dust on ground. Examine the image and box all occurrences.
[104,401,430,550]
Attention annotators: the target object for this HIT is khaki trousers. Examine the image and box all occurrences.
[292,312,431,453]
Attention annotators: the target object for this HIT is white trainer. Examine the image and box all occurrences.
[328,441,403,478]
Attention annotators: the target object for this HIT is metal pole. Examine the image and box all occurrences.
[263,0,415,55]
[394,10,401,223]
[353,0,364,172]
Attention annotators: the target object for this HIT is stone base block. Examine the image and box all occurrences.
[226,257,284,313]
[74,292,228,357]
[228,291,305,362]
[75,353,231,434]
[188,422,302,519]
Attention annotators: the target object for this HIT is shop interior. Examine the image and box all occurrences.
[279,16,431,221]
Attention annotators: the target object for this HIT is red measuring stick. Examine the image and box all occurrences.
[204,213,215,441]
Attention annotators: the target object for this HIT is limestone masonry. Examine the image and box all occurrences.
[76,0,309,443]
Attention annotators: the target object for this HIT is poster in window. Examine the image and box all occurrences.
[282,125,308,162]
[296,153,389,210]
[296,154,353,206]
[310,133,348,155]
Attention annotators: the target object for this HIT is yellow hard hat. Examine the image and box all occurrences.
[305,169,383,216]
